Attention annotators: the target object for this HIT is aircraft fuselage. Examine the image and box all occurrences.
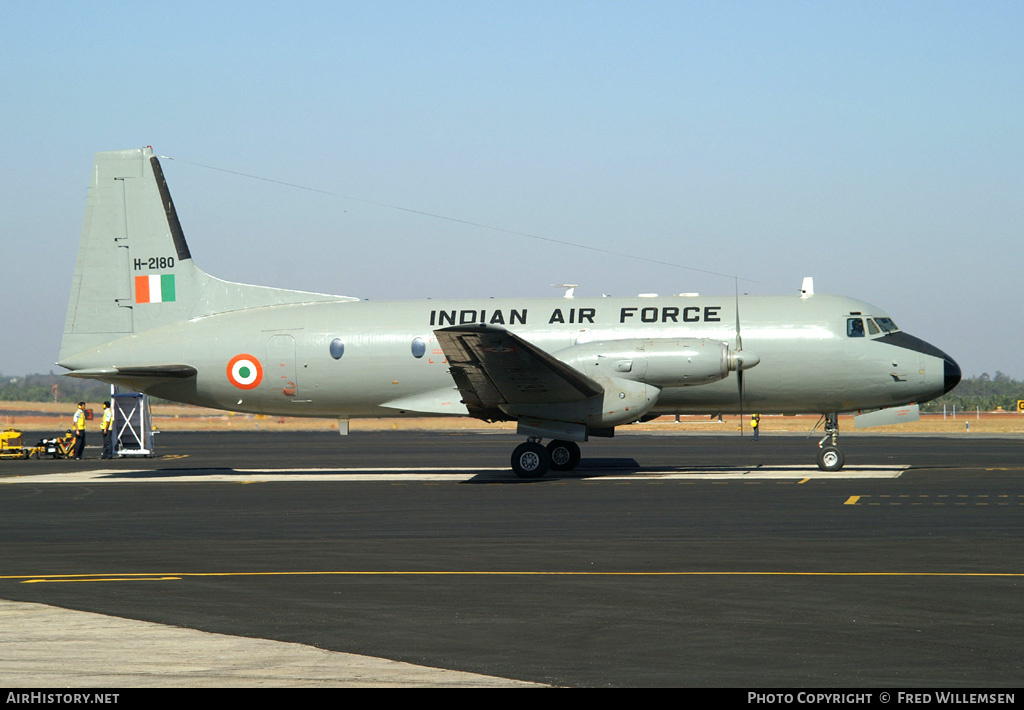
[61,292,956,420]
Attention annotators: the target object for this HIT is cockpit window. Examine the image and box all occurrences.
[874,317,899,333]
[867,319,880,335]
[847,318,865,337]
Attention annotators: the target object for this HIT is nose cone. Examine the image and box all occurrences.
[943,354,961,395]
[875,331,960,401]
[729,349,760,371]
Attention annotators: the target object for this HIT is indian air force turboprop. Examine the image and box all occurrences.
[58,148,961,476]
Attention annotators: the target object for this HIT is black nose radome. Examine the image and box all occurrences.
[943,356,961,395]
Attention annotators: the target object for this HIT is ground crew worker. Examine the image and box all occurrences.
[751,413,761,441]
[100,401,114,459]
[72,402,87,459]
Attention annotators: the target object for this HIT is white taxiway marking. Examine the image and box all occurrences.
[1,466,907,484]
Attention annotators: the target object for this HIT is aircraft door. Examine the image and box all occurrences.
[267,334,299,399]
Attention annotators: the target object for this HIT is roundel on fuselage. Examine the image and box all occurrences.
[227,354,264,390]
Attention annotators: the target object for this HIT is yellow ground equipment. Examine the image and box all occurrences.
[37,431,76,459]
[1,428,43,459]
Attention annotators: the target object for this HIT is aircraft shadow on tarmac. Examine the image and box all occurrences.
[102,467,239,479]
[97,460,646,482]
[91,458,830,484]
[465,458,645,483]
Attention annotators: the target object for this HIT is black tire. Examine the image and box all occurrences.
[817,445,845,471]
[511,442,550,479]
[546,440,581,471]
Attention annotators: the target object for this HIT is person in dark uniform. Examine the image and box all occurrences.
[100,401,114,459]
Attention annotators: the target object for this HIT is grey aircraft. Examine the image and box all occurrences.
[59,147,961,477]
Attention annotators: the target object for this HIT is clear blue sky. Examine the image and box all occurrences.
[2,1,1021,379]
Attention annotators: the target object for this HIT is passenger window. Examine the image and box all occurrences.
[411,337,426,359]
[329,338,345,359]
[847,318,865,337]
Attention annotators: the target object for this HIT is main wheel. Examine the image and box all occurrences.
[511,442,550,479]
[817,445,845,471]
[547,440,581,472]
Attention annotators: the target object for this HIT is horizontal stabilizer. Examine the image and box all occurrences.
[64,365,198,379]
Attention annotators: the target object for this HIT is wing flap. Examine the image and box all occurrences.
[434,326,602,420]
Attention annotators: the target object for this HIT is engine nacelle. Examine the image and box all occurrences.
[505,375,660,429]
[553,338,733,388]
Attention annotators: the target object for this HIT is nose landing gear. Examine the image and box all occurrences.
[816,413,845,471]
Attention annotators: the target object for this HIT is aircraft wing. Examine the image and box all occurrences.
[434,325,603,421]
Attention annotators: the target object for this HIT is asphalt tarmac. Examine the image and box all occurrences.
[1,431,1022,687]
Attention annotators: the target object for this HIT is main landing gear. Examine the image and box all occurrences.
[510,416,847,477]
[816,413,845,471]
[510,438,581,478]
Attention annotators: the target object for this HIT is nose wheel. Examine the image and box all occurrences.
[816,444,845,471]
[816,413,845,471]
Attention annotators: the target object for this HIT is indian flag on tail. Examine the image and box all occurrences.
[135,274,176,304]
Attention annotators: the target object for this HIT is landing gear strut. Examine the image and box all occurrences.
[510,438,581,478]
[816,413,845,471]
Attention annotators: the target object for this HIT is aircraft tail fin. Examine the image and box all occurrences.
[59,147,351,365]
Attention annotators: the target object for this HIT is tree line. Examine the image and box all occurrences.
[0,372,112,403]
[920,371,1022,413]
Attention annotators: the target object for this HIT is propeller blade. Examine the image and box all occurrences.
[735,278,743,436]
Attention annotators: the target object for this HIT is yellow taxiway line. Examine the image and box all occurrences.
[5,569,1023,584]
